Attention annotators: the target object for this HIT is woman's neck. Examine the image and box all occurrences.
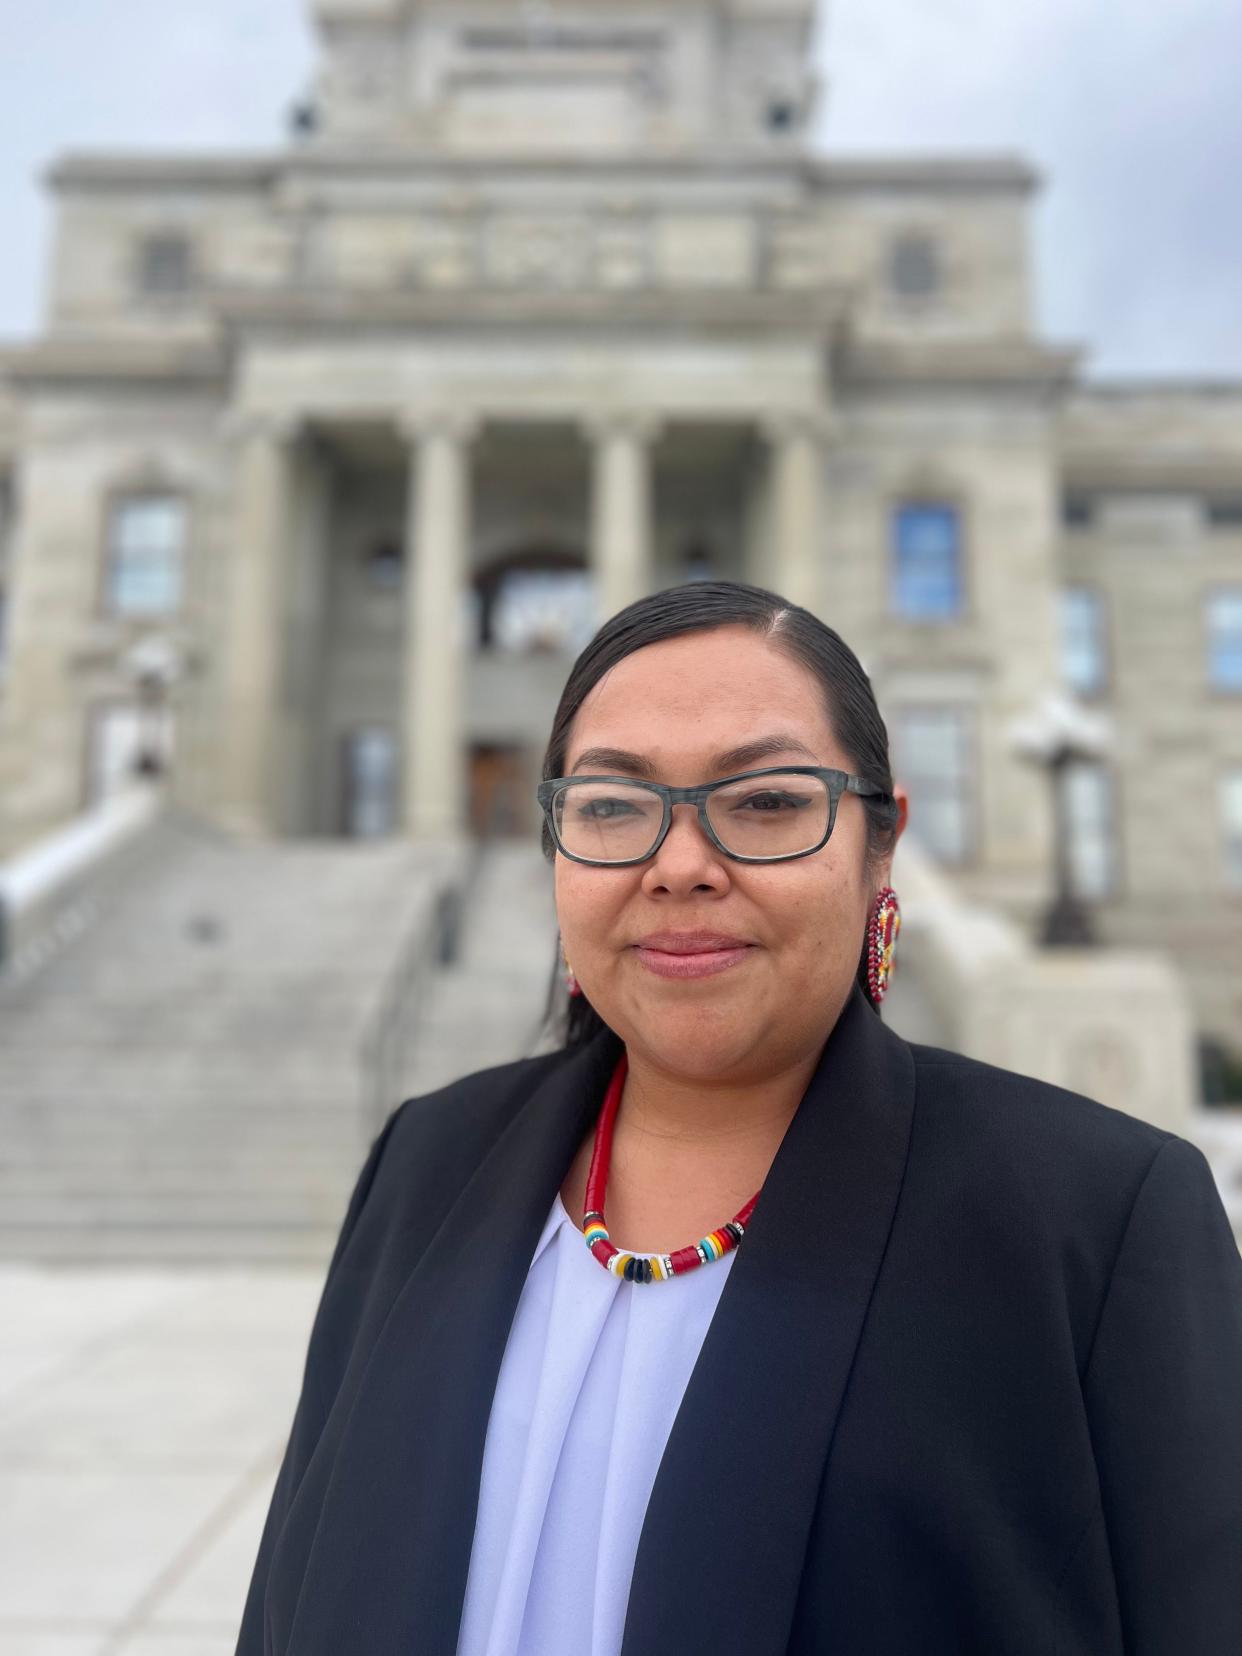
[616,1045,819,1153]
[561,1042,821,1254]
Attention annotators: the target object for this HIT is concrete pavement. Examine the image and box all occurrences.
[0,1259,321,1655]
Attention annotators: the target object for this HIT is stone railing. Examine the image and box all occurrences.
[0,782,166,982]
[892,835,1197,1139]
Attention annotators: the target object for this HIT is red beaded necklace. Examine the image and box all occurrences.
[580,1050,762,1284]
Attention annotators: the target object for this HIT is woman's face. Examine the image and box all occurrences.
[554,625,895,1085]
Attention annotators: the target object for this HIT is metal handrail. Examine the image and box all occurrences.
[358,832,489,1136]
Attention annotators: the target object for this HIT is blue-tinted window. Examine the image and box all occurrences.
[106,496,186,616]
[1064,760,1118,899]
[892,503,962,620]
[1061,587,1107,696]
[1220,770,1242,891]
[1207,589,1242,691]
[892,705,975,865]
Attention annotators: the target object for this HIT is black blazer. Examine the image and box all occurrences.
[235,984,1242,1655]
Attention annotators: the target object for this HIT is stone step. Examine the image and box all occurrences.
[0,1122,380,1162]
[0,1105,383,1154]
[0,1222,337,1266]
[0,1156,368,1193]
[0,1058,363,1088]
[0,1187,357,1228]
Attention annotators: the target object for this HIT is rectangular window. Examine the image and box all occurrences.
[892,705,975,864]
[106,495,186,617]
[1222,771,1242,891]
[1061,586,1108,697]
[892,503,963,621]
[138,233,193,295]
[1206,588,1242,691]
[1061,493,1095,529]
[1064,760,1118,900]
[1206,497,1242,529]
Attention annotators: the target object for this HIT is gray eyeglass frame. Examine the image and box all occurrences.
[536,765,895,867]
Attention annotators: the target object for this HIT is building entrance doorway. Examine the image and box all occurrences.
[85,699,175,807]
[470,744,535,838]
[340,725,398,838]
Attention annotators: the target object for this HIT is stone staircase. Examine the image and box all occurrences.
[386,836,562,1099]
[0,808,463,1263]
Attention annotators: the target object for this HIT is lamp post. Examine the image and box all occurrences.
[122,635,186,782]
[1009,691,1113,948]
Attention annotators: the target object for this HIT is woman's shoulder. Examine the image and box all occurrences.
[382,1044,573,1165]
[900,1034,1203,1228]
[327,1045,574,1279]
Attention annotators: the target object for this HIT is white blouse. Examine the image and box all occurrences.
[455,1186,738,1656]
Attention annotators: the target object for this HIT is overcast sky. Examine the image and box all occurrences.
[1,0,1237,380]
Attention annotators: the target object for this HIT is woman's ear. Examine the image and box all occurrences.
[892,782,909,842]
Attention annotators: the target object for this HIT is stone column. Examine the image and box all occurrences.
[400,410,478,840]
[587,412,662,622]
[219,412,300,838]
[761,411,833,616]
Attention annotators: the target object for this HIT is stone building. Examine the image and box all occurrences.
[0,0,1239,1062]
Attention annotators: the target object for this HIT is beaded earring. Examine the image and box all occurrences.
[865,885,901,1005]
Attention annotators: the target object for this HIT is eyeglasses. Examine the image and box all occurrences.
[536,766,895,867]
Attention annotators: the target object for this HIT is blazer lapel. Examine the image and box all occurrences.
[621,984,916,1656]
[280,1022,625,1656]
[278,985,913,1656]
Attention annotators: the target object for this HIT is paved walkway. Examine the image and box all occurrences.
[0,1260,320,1655]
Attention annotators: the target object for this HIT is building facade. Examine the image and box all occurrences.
[0,0,1239,1060]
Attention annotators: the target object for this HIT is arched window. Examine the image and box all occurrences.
[487,567,596,654]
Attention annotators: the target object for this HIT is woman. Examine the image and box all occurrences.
[236,581,1242,1656]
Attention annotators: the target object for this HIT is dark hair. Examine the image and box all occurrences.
[537,580,898,1048]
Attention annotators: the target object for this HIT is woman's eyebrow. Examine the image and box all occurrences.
[568,734,821,778]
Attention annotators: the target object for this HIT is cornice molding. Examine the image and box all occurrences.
[836,337,1081,393]
[1056,452,1242,491]
[1,338,229,391]
[46,148,1039,196]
